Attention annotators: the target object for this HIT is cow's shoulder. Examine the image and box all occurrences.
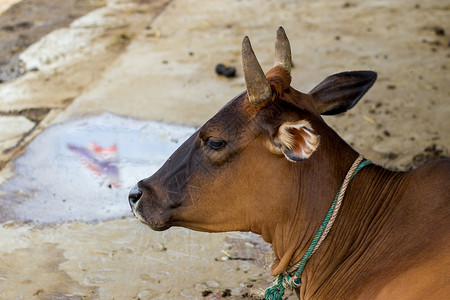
[372,253,450,300]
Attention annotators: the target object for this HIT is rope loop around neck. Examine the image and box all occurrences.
[262,155,372,300]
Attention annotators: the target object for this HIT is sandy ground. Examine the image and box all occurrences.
[0,0,448,299]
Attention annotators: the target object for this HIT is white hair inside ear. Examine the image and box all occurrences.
[277,121,320,162]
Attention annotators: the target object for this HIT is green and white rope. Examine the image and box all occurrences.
[311,155,367,258]
[262,155,372,300]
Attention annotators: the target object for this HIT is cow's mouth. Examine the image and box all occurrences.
[131,207,172,231]
[129,184,173,231]
[131,202,173,231]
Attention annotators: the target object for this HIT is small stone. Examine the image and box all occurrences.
[152,242,167,252]
[206,280,220,288]
[215,63,236,78]
[221,289,232,297]
[244,242,255,248]
[433,26,445,36]
[137,290,151,298]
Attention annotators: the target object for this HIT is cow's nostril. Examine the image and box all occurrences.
[128,185,142,207]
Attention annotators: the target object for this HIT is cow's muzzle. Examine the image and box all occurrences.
[128,185,142,208]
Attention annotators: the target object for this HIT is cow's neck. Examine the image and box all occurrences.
[266,129,409,298]
[268,129,361,276]
[302,165,410,299]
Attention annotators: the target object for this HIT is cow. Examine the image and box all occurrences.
[128,27,450,299]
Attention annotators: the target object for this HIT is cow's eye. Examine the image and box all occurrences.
[205,138,227,151]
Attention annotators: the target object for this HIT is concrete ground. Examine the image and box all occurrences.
[0,0,448,299]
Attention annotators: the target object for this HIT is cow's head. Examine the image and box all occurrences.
[129,27,376,251]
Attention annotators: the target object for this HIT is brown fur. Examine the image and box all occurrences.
[131,57,450,299]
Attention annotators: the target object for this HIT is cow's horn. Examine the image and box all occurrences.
[242,36,272,105]
[274,26,292,73]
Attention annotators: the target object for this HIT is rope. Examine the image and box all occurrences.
[263,155,372,300]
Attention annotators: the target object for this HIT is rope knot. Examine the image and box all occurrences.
[265,273,302,299]
[264,280,285,300]
[290,277,302,288]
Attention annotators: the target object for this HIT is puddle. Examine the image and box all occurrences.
[0,113,196,224]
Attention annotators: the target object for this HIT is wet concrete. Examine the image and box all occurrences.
[0,113,195,223]
[0,0,448,299]
[0,0,171,168]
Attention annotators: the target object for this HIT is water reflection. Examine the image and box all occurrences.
[0,113,195,224]
[68,143,120,188]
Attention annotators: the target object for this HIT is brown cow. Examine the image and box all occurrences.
[129,27,450,299]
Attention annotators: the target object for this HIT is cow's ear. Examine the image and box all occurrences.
[309,71,377,115]
[274,121,320,162]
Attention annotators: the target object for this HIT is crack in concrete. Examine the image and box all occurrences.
[0,107,51,124]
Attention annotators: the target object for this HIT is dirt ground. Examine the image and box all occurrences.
[0,0,448,299]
